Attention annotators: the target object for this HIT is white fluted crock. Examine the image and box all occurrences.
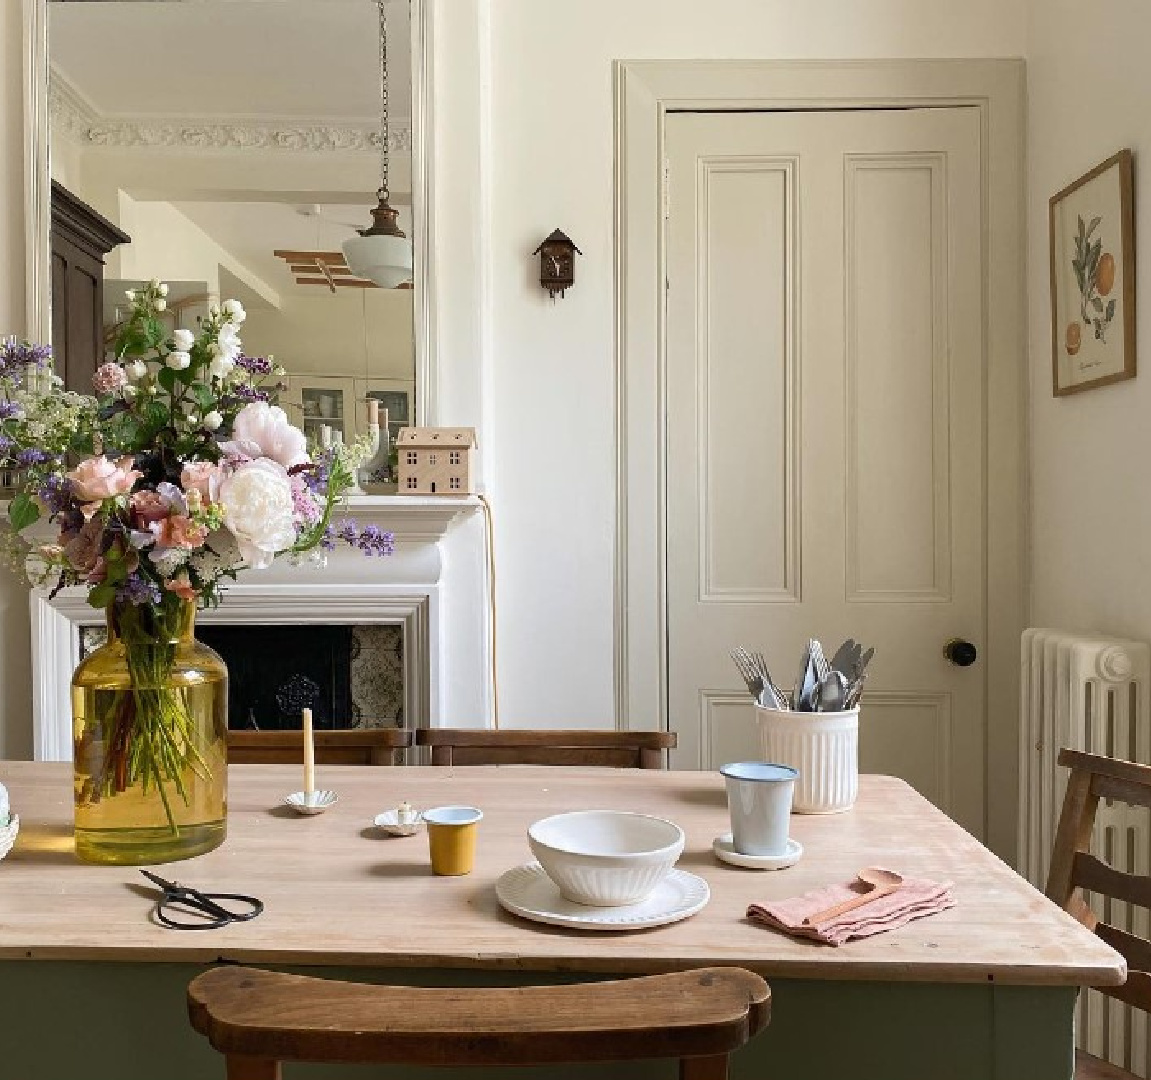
[756,707,859,813]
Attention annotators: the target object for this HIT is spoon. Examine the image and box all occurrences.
[803,867,904,925]
[815,669,849,712]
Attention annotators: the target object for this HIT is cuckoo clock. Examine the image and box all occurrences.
[534,229,581,299]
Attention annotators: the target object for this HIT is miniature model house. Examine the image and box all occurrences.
[396,427,477,495]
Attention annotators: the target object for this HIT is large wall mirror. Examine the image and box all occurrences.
[26,0,434,467]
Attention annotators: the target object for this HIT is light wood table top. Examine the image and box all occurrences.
[0,762,1125,986]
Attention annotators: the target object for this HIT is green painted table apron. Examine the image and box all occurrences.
[0,961,1078,1080]
[0,763,1121,1080]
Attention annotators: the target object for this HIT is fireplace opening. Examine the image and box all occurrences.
[79,624,405,732]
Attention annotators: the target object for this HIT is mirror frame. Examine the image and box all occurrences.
[21,0,437,426]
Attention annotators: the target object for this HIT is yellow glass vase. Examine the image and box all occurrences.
[71,599,228,865]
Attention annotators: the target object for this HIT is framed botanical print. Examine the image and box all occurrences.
[1050,148,1136,396]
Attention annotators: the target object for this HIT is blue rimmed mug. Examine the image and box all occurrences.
[719,762,798,856]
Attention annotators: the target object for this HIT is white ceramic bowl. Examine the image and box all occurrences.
[527,810,685,907]
[0,815,19,861]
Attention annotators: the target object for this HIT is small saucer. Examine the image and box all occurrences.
[373,808,423,836]
[712,834,802,870]
[285,790,338,816]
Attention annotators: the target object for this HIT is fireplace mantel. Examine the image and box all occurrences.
[29,495,482,762]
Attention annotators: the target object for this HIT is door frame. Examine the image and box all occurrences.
[612,59,1026,860]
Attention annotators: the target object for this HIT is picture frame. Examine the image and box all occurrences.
[1049,148,1136,396]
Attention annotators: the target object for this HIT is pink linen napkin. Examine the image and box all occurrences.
[747,872,955,946]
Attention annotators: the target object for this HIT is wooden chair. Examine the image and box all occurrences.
[227,728,412,767]
[415,728,677,769]
[1047,748,1150,1079]
[188,965,770,1080]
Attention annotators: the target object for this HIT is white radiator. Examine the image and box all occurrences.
[1019,628,1151,1076]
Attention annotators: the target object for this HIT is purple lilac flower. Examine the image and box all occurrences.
[356,525,395,557]
[335,518,359,545]
[16,447,50,468]
[0,338,51,372]
[229,385,271,404]
[320,525,337,551]
[304,449,334,496]
[0,401,20,420]
[115,573,162,607]
[236,354,273,376]
[36,474,70,514]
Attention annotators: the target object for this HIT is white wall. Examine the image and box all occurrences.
[0,0,1034,753]
[482,0,1028,727]
[1027,0,1151,645]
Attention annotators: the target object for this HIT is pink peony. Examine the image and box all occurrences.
[92,362,128,396]
[218,458,297,569]
[68,455,140,503]
[180,461,220,502]
[130,490,170,528]
[151,514,208,551]
[222,402,308,470]
[164,572,197,602]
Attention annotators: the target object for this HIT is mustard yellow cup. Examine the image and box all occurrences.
[424,806,483,876]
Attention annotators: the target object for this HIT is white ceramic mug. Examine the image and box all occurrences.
[719,761,798,856]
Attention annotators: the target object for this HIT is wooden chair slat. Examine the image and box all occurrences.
[1072,852,1151,912]
[1092,773,1151,811]
[1058,749,1151,789]
[1103,970,1151,1014]
[1045,768,1100,907]
[188,966,770,1068]
[1096,922,1151,977]
[416,729,675,770]
[227,729,411,767]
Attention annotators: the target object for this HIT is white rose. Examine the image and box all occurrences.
[218,459,297,570]
[222,299,246,325]
[217,323,242,360]
[158,283,169,297]
[166,351,191,371]
[126,360,147,381]
[222,401,309,469]
[209,356,235,381]
[123,385,138,401]
[203,410,223,431]
[154,298,167,312]
[125,289,137,302]
[172,328,195,351]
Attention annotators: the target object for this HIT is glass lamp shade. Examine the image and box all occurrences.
[342,233,413,289]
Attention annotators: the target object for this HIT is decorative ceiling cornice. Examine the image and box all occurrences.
[49,73,411,154]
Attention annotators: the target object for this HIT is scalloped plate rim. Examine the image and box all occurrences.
[495,863,709,931]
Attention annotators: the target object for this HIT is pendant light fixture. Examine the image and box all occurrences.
[343,0,413,289]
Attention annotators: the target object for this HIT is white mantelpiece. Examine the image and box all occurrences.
[30,495,480,761]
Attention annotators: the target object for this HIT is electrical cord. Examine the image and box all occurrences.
[478,493,500,729]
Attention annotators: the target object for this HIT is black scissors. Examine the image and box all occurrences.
[140,870,264,931]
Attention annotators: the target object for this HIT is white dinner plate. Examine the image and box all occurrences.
[495,863,710,931]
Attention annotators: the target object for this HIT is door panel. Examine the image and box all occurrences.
[665,108,986,836]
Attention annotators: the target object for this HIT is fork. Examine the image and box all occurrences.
[736,647,787,710]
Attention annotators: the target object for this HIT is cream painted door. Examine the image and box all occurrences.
[665,108,986,836]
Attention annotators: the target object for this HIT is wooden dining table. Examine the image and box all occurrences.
[0,762,1124,1080]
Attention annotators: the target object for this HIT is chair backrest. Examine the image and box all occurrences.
[227,728,412,767]
[1046,748,1149,1009]
[415,728,676,769]
[188,965,770,1080]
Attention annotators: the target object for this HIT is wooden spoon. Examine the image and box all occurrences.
[804,867,904,926]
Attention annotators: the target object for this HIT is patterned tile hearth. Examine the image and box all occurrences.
[79,624,405,731]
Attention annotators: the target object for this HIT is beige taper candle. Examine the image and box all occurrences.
[302,708,315,796]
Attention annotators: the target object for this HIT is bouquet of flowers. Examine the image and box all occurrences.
[1,281,392,844]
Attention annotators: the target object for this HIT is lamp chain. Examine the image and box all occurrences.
[377,0,390,202]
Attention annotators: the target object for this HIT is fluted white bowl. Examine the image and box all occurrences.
[0,815,20,861]
[527,810,685,907]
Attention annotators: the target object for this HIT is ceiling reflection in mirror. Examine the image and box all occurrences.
[48,0,415,447]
